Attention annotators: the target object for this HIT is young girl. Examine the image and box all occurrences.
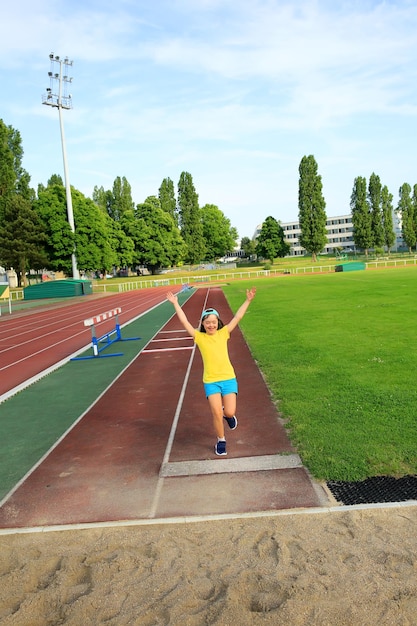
[166,288,256,456]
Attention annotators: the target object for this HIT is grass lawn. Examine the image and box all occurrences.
[224,267,417,482]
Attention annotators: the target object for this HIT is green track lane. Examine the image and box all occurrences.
[0,290,193,501]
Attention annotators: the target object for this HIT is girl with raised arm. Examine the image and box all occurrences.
[166,288,256,456]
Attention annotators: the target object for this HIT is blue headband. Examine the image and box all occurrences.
[202,308,219,318]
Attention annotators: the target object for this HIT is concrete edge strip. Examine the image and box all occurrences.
[1,501,416,537]
[160,453,303,477]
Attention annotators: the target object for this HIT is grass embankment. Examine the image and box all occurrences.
[224,268,417,482]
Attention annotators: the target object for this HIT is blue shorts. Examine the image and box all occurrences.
[204,378,238,398]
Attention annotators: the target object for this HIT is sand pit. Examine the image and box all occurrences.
[1,504,416,625]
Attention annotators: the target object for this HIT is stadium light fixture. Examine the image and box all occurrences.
[42,53,79,279]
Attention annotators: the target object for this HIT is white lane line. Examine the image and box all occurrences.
[148,344,197,518]
[150,337,193,342]
[148,288,212,519]
[160,454,303,477]
[142,346,194,354]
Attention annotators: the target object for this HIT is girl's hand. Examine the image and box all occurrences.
[246,287,256,302]
[166,291,177,304]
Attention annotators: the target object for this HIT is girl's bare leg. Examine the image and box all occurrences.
[222,393,237,419]
[208,393,225,438]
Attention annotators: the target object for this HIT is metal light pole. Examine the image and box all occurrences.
[42,53,79,279]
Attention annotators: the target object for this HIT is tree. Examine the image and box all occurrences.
[412,184,417,248]
[0,119,32,204]
[240,236,256,259]
[368,173,384,248]
[36,180,76,273]
[107,217,135,270]
[177,172,206,264]
[110,176,134,221]
[122,196,186,274]
[397,183,416,252]
[37,179,127,274]
[92,185,113,216]
[159,177,177,225]
[298,155,327,261]
[0,124,17,222]
[0,194,48,286]
[200,204,237,261]
[0,120,41,284]
[351,176,373,256]
[92,178,135,270]
[72,189,119,273]
[255,216,290,263]
[381,185,395,253]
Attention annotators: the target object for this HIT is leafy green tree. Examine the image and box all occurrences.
[240,236,256,259]
[106,217,135,270]
[0,120,42,283]
[92,185,113,216]
[0,194,48,286]
[397,183,416,252]
[122,196,186,274]
[93,176,134,222]
[177,171,206,264]
[200,204,237,261]
[255,216,290,263]
[351,176,373,256]
[36,181,75,273]
[298,155,327,261]
[381,185,395,253]
[412,184,417,248]
[110,176,134,221]
[47,174,64,187]
[159,177,177,225]
[92,180,135,270]
[0,121,15,211]
[37,180,124,273]
[368,173,384,248]
[0,119,33,205]
[72,189,118,272]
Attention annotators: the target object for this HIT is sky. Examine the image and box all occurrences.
[1,0,416,240]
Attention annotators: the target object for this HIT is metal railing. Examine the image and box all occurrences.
[7,257,417,299]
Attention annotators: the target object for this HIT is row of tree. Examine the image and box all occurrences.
[1,116,417,285]
[351,174,417,254]
[0,119,239,285]
[293,155,417,261]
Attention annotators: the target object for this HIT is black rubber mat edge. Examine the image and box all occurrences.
[327,475,417,506]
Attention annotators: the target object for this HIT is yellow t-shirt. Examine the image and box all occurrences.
[194,326,235,383]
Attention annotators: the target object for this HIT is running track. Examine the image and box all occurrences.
[0,286,326,528]
[0,287,170,399]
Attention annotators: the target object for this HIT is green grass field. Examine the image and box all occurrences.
[224,267,417,482]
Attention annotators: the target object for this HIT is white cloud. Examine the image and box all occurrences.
[1,0,417,238]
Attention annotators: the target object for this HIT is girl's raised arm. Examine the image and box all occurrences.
[227,287,256,333]
[166,292,196,337]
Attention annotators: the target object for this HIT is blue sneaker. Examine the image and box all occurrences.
[223,415,238,430]
[215,440,227,456]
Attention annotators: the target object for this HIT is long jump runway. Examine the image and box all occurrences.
[0,288,325,528]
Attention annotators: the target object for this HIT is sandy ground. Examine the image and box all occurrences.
[1,505,416,626]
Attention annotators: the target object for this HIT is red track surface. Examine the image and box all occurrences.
[0,288,169,397]
[0,287,326,528]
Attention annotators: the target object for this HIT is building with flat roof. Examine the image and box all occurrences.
[253,211,404,257]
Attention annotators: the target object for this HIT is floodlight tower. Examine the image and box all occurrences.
[42,53,79,279]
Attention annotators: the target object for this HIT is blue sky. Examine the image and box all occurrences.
[1,0,416,239]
